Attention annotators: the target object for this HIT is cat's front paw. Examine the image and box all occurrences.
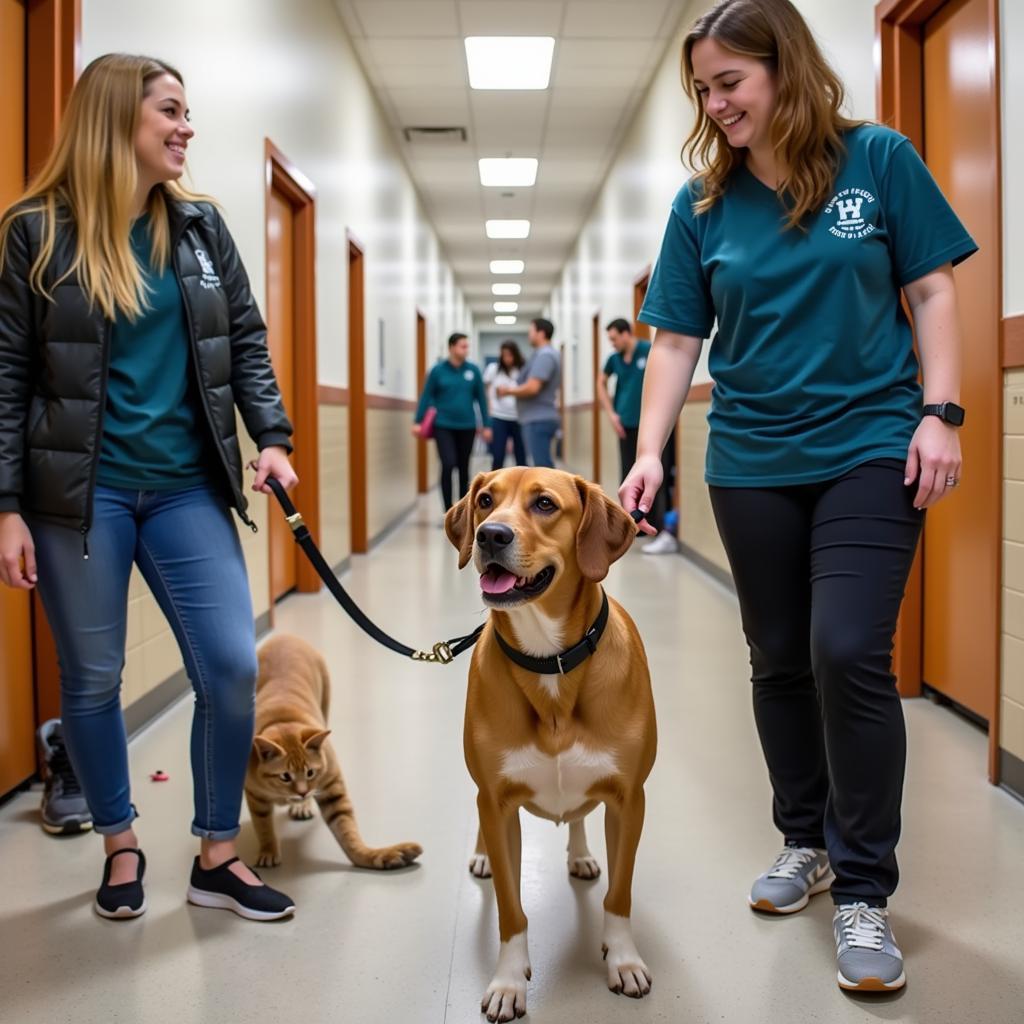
[369,841,422,869]
[255,847,281,867]
[289,797,315,820]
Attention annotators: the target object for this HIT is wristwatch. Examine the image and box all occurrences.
[922,401,966,427]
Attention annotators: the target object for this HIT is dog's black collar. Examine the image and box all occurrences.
[493,590,609,677]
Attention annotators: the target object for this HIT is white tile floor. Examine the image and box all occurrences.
[2,494,1024,1024]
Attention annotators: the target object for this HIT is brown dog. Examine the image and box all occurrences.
[445,467,657,1021]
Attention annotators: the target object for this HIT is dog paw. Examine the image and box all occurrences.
[569,855,601,880]
[288,798,315,820]
[481,933,530,1022]
[602,913,651,999]
[469,853,492,878]
[255,848,281,868]
[367,842,422,870]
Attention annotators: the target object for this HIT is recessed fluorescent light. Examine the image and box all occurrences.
[495,315,518,325]
[490,260,525,274]
[492,283,522,295]
[486,220,530,239]
[479,158,538,187]
[465,37,555,90]
[493,301,519,313]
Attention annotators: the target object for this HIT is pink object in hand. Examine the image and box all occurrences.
[417,406,437,440]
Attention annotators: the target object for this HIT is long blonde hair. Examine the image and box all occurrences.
[0,53,210,320]
[681,0,865,230]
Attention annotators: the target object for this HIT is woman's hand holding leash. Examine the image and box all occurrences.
[0,512,37,589]
[249,445,298,494]
[904,418,962,510]
[618,455,663,537]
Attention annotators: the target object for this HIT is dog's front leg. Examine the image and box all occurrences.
[602,790,652,999]
[478,795,531,1023]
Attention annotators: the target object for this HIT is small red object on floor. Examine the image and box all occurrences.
[150,770,170,782]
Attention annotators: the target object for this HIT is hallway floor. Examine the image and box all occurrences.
[2,495,1023,1024]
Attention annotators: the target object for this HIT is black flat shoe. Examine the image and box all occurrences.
[186,856,295,921]
[95,848,146,919]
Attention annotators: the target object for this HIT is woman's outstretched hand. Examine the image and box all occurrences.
[249,445,299,493]
[618,454,663,536]
[0,512,37,589]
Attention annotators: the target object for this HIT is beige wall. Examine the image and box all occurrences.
[1003,369,1024,763]
[366,408,418,542]
[82,0,472,710]
[677,402,729,575]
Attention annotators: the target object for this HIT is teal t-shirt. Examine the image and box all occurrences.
[639,124,978,487]
[603,340,651,429]
[415,358,491,430]
[97,216,209,490]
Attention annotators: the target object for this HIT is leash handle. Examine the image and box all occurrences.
[264,477,482,663]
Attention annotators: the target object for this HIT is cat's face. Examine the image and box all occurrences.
[252,726,330,802]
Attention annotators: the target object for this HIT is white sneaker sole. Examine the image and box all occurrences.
[748,869,835,914]
[186,885,295,921]
[837,969,906,992]
[94,897,146,919]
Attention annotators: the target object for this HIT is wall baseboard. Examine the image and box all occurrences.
[999,748,1024,805]
[678,541,735,593]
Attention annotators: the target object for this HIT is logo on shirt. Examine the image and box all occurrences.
[824,187,877,240]
[194,248,221,290]
[464,370,474,381]
[636,357,647,370]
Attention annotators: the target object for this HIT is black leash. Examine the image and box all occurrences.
[265,477,483,664]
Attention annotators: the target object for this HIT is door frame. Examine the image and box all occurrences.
[415,309,428,493]
[591,311,601,483]
[263,139,320,597]
[633,265,652,340]
[876,0,1003,780]
[347,231,368,554]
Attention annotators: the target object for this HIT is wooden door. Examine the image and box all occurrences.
[633,269,651,340]
[266,188,297,601]
[0,0,37,795]
[591,313,601,483]
[348,238,367,553]
[416,312,428,493]
[920,0,1000,721]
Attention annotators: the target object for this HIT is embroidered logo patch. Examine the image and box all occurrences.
[824,187,877,240]
[194,248,221,290]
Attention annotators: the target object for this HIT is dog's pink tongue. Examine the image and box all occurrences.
[480,568,518,595]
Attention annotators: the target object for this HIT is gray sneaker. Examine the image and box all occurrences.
[749,845,834,914]
[833,903,905,992]
[37,719,92,835]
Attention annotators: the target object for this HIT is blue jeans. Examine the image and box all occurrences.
[521,419,559,468]
[30,484,257,839]
[490,417,526,470]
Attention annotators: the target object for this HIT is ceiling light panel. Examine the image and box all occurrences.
[485,219,530,238]
[495,315,518,325]
[464,37,555,90]
[490,260,525,274]
[478,158,539,187]
[493,302,519,312]
[491,283,522,295]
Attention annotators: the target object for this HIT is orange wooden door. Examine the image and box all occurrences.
[266,189,297,601]
[348,240,367,553]
[920,0,1000,721]
[0,0,38,795]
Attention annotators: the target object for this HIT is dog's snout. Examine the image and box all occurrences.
[476,522,514,553]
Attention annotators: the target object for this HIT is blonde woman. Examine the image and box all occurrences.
[620,0,974,991]
[0,54,297,921]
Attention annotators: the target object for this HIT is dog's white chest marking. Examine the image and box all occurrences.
[500,743,617,818]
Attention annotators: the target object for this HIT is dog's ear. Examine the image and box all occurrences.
[445,473,486,569]
[253,735,285,762]
[574,476,635,582]
[301,728,331,752]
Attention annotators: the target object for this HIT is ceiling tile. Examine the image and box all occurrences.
[458,0,564,36]
[353,1,459,37]
[562,1,672,39]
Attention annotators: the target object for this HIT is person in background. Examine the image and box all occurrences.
[619,0,974,993]
[0,54,298,922]
[483,340,527,470]
[598,318,678,554]
[413,333,492,510]
[497,318,561,469]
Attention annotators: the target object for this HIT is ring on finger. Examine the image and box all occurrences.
[945,475,959,487]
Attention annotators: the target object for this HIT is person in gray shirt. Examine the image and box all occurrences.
[498,318,561,468]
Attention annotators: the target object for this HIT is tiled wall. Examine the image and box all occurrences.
[319,403,351,571]
[366,408,418,542]
[1002,368,1024,780]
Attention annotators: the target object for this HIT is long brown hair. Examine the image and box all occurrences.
[0,53,211,320]
[681,0,865,230]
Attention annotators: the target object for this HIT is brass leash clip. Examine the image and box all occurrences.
[412,641,454,664]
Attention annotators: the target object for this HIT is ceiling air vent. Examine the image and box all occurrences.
[402,126,468,144]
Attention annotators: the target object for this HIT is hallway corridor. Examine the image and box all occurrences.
[1,496,1022,1024]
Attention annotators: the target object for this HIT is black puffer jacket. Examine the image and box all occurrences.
[0,199,292,534]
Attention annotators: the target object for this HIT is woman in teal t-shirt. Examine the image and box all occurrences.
[620,0,975,994]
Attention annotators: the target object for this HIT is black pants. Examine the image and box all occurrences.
[619,426,676,534]
[434,427,476,510]
[490,417,526,470]
[709,459,922,906]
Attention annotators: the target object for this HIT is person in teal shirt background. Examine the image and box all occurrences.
[620,0,974,994]
[597,318,677,554]
[413,333,491,510]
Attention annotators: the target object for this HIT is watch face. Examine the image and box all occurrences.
[944,403,966,426]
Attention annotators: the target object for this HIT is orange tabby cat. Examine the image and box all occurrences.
[245,634,422,870]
